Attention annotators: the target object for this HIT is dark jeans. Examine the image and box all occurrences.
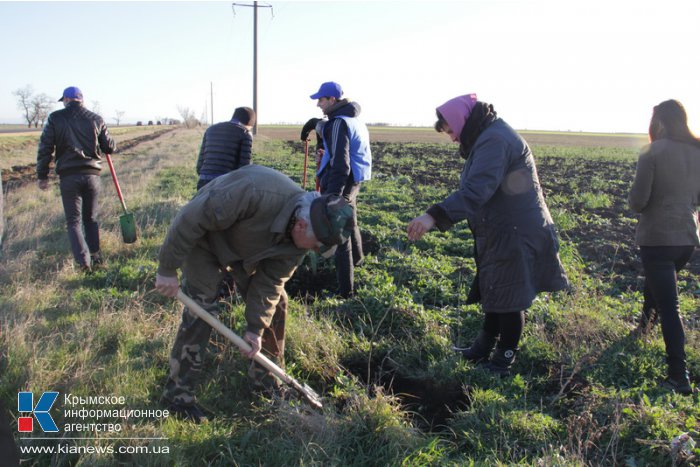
[59,174,101,267]
[483,310,525,349]
[335,183,364,298]
[639,245,695,377]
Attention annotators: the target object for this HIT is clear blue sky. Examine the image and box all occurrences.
[1,0,698,133]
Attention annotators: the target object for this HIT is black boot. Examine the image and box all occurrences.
[483,348,517,376]
[661,376,695,395]
[454,331,497,364]
[662,361,696,395]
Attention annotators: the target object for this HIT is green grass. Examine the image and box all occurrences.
[2,127,698,466]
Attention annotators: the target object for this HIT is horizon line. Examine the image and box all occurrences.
[0,122,648,136]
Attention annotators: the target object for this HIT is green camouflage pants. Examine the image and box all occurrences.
[163,276,288,406]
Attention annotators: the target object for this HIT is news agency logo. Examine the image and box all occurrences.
[17,392,59,433]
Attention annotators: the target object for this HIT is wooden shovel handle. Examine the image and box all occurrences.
[105,153,128,213]
[175,290,323,409]
[302,140,309,189]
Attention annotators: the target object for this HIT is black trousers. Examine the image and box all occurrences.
[59,174,101,267]
[483,311,525,349]
[334,183,364,298]
[639,245,695,377]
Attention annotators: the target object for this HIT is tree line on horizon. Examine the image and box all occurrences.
[12,84,136,128]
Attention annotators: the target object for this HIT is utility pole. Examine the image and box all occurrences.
[253,2,257,135]
[232,1,273,135]
[210,81,214,125]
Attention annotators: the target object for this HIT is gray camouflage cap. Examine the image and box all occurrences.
[310,195,353,254]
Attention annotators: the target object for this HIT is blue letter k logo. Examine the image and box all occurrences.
[18,392,59,432]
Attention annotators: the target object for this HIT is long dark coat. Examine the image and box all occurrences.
[429,119,569,313]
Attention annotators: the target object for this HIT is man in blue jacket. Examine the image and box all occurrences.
[309,81,372,298]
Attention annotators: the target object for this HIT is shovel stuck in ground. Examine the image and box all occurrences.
[105,153,137,244]
[176,290,323,410]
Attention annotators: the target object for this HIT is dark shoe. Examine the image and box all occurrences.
[661,376,696,395]
[483,348,517,376]
[90,251,104,269]
[454,331,498,364]
[167,402,208,424]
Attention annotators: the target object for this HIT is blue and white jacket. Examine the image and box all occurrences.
[318,100,371,195]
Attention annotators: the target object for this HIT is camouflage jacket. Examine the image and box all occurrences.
[158,165,308,334]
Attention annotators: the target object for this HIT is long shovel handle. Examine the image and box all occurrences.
[105,153,129,214]
[315,148,321,192]
[175,290,323,409]
[302,140,309,190]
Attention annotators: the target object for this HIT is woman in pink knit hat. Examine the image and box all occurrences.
[407,94,569,375]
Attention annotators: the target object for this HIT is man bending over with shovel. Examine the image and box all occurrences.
[155,164,353,423]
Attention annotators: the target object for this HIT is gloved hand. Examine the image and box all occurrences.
[300,118,321,141]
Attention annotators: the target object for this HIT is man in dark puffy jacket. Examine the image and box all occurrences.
[196,107,255,190]
[309,82,372,298]
[37,86,116,272]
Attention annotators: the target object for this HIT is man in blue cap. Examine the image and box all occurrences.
[37,86,116,272]
[309,81,372,298]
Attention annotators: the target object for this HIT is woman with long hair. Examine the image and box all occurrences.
[629,99,700,395]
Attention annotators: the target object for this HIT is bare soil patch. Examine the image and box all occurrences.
[368,141,700,291]
[259,125,648,148]
[286,138,696,296]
